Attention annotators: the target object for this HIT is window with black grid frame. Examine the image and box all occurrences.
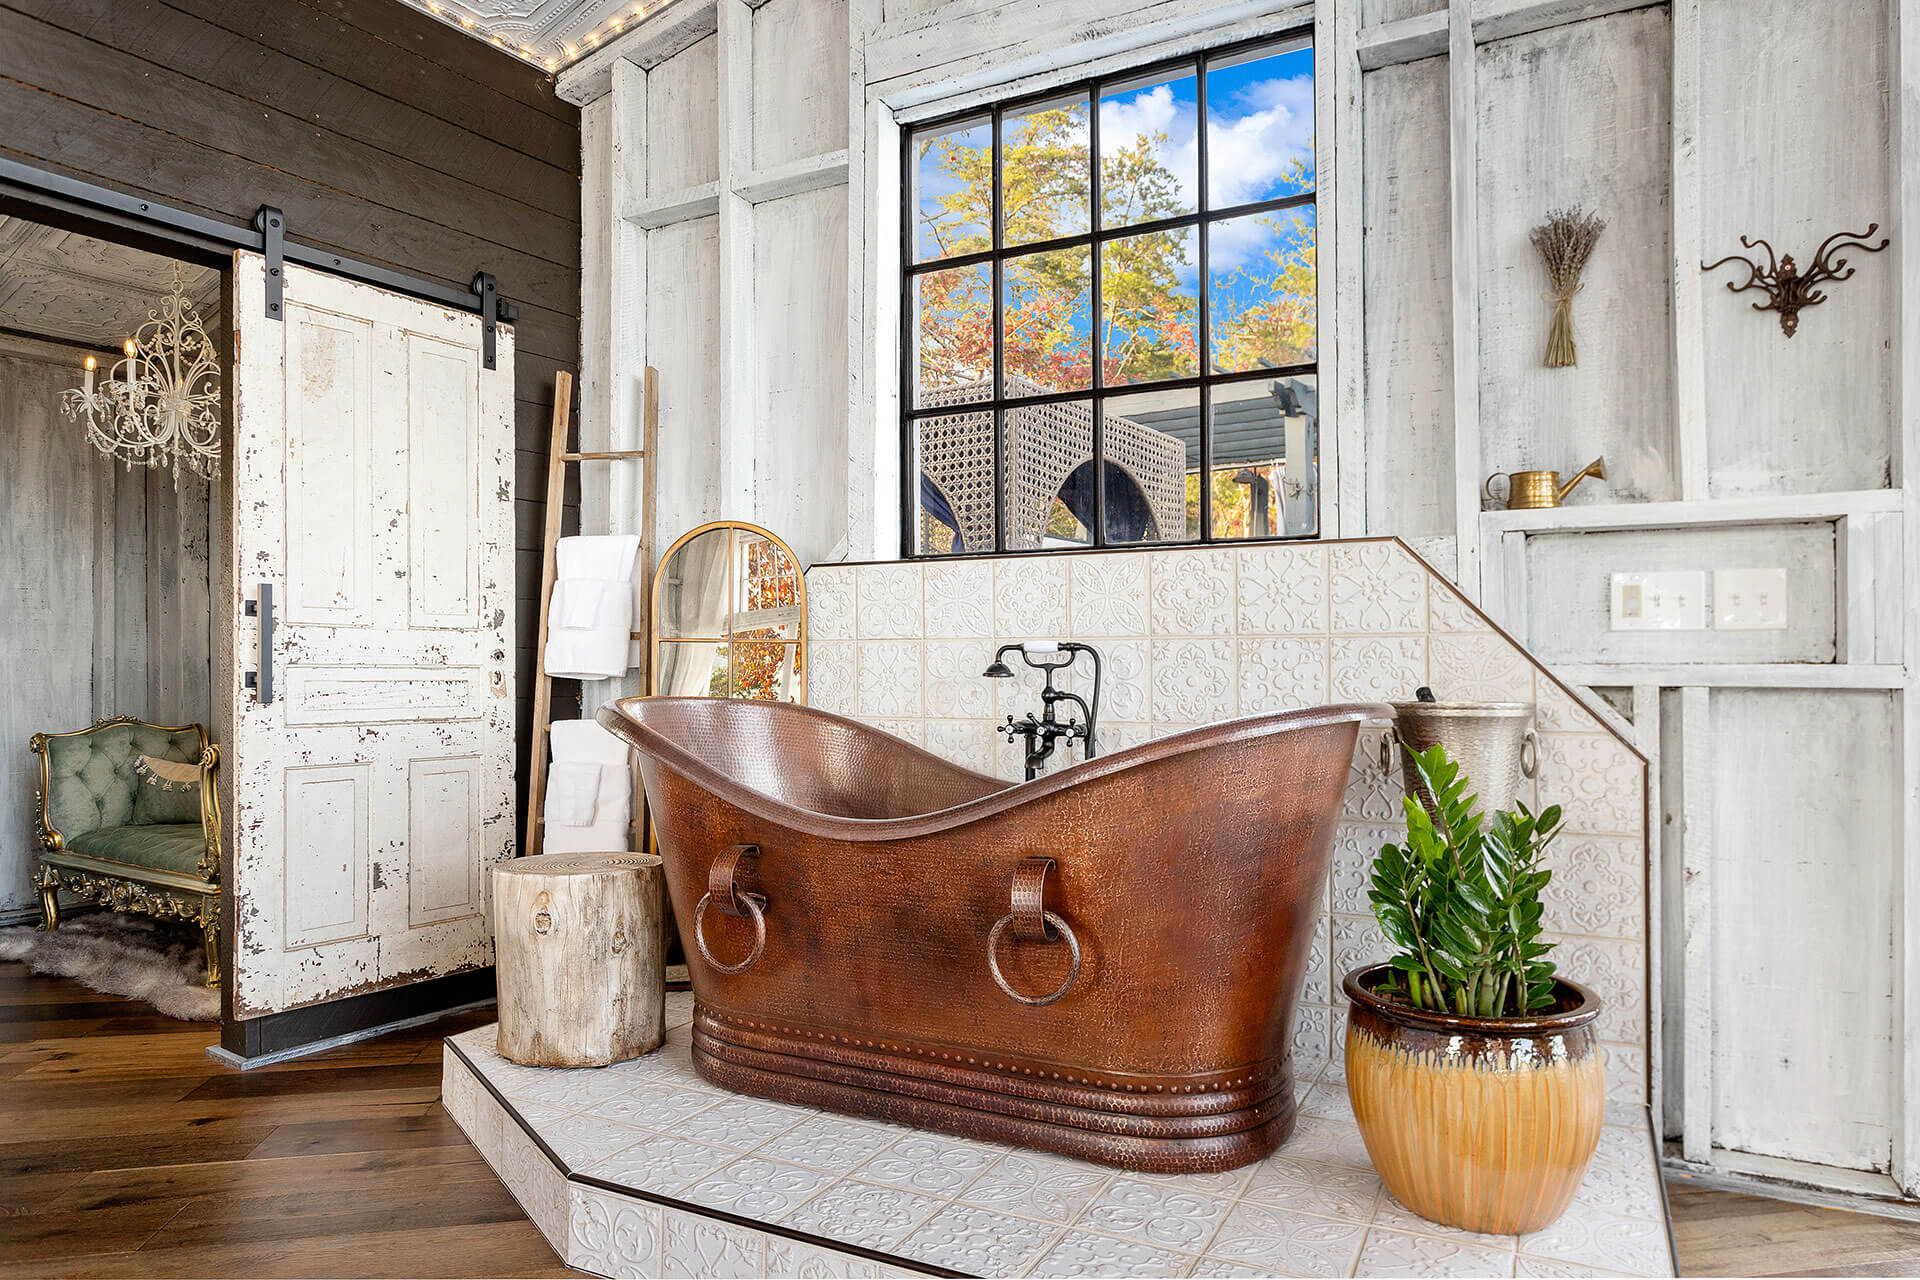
[901,31,1319,559]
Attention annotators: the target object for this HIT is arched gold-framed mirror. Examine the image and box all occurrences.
[650,520,807,702]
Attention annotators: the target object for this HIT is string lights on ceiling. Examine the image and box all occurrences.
[410,0,681,74]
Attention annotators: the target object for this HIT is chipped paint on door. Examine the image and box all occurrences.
[228,252,516,1019]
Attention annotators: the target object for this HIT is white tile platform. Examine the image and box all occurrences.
[445,993,1676,1278]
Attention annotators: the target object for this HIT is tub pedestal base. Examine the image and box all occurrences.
[692,1002,1295,1175]
[443,994,1678,1278]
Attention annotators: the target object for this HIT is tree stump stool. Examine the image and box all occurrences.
[493,851,665,1067]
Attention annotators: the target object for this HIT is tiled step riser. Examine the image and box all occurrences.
[445,1001,1675,1278]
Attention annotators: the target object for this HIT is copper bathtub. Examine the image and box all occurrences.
[597,696,1386,1173]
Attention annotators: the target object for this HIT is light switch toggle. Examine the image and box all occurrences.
[1714,567,1788,631]
[1610,571,1708,631]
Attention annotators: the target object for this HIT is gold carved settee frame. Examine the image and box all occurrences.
[29,715,223,987]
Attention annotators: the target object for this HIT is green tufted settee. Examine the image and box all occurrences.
[30,716,221,986]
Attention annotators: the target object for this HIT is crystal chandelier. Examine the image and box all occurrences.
[62,264,221,485]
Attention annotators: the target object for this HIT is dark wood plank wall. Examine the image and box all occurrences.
[0,0,582,814]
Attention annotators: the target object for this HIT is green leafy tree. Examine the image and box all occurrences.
[917,116,1317,394]
[1211,206,1317,374]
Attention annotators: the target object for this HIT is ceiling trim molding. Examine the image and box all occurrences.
[554,0,718,105]
[398,0,690,74]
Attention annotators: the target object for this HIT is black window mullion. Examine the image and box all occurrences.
[900,124,916,558]
[1195,53,1212,543]
[904,245,997,274]
[991,103,1006,554]
[1089,84,1105,547]
[1092,400,1107,548]
[901,192,1315,283]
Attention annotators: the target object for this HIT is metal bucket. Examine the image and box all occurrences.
[1388,701,1538,818]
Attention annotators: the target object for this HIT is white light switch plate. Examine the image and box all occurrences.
[1714,567,1788,630]
[1611,571,1708,631]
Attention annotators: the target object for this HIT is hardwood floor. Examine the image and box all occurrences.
[0,962,569,1278]
[1666,1182,1920,1277]
[5,958,1920,1278]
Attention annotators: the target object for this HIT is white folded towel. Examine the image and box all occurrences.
[544,535,642,680]
[543,719,634,853]
[546,761,603,826]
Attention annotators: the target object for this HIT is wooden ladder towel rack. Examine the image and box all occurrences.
[524,367,659,860]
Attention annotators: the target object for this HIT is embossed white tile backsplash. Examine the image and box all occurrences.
[804,539,1650,1116]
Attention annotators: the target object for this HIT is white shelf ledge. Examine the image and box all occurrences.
[1480,488,1901,536]
[734,150,851,205]
[624,181,723,229]
[1359,0,1670,71]
[1553,662,1905,690]
[1356,11,1446,70]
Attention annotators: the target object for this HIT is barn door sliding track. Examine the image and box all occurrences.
[0,159,517,367]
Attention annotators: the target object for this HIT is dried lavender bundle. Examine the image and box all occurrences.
[1531,207,1606,367]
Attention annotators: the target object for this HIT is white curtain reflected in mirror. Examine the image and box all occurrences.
[650,522,807,703]
[656,640,731,697]
[657,527,732,638]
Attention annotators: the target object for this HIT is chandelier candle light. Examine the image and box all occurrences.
[62,264,221,485]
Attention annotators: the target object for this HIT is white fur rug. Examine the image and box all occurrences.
[0,912,218,1020]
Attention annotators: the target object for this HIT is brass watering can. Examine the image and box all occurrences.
[1484,456,1606,510]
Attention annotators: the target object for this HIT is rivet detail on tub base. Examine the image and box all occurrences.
[688,1001,1299,1173]
[690,1015,1298,1175]
[696,1004,1281,1100]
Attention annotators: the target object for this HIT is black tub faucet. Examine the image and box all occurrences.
[983,641,1103,781]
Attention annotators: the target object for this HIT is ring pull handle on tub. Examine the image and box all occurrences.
[988,857,1081,1006]
[1520,730,1539,779]
[694,844,765,975]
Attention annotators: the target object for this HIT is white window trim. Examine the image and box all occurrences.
[848,0,1338,562]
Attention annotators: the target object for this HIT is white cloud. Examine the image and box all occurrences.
[1095,73,1314,273]
[1206,73,1314,208]
[1203,72,1314,271]
[1099,83,1199,212]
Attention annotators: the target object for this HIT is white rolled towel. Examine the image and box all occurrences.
[544,535,643,680]
[543,718,634,854]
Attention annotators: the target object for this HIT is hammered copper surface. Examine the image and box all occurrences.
[597,696,1385,1173]
[1343,964,1605,1234]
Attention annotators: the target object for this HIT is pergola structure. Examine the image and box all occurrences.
[917,374,1188,552]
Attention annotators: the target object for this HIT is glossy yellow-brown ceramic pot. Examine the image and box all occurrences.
[1343,964,1604,1235]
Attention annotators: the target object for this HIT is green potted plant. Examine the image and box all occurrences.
[1342,741,1604,1235]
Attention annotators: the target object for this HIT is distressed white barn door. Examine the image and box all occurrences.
[228,252,516,1019]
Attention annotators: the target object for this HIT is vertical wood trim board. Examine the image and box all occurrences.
[1633,681,1664,1138]
[1324,0,1364,538]
[717,0,758,520]
[1894,0,1920,1197]
[1446,0,1482,599]
[1679,684,1712,1164]
[1669,0,1707,502]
